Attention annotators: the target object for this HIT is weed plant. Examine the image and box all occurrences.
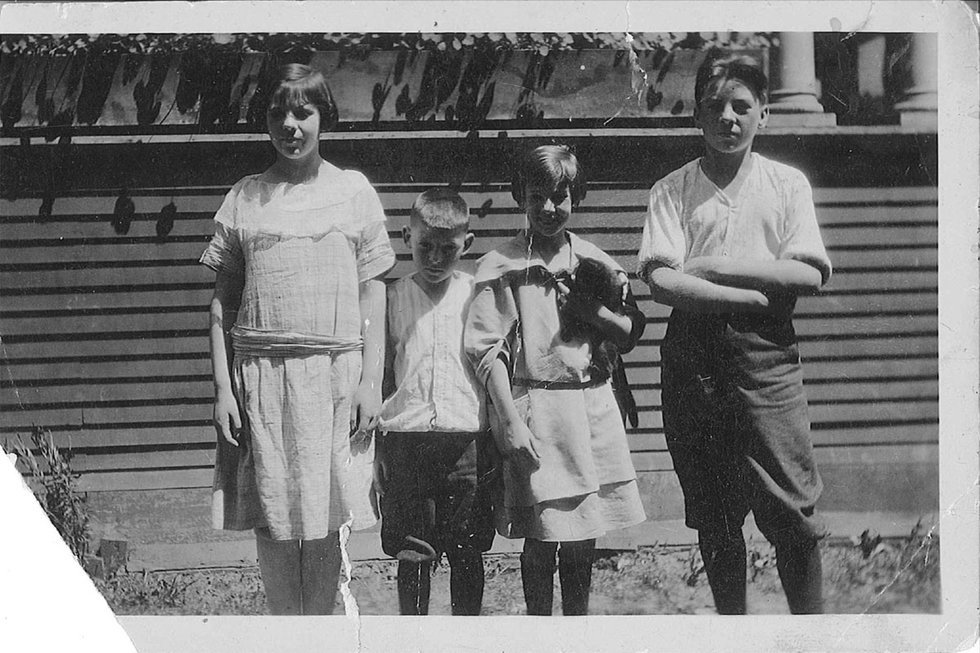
[12,426,91,561]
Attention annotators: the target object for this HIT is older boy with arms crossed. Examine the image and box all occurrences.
[638,53,833,614]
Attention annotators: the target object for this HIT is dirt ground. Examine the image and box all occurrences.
[95,528,939,616]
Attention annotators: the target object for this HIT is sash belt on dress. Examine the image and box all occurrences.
[231,325,363,356]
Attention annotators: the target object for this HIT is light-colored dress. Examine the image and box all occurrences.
[464,231,647,542]
[200,161,395,540]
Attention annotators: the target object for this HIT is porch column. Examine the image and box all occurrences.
[768,32,836,127]
[894,32,938,129]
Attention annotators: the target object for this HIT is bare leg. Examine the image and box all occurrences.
[300,531,343,615]
[255,527,302,615]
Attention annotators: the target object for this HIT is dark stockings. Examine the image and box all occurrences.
[699,530,824,615]
[698,530,748,615]
[397,560,432,615]
[448,549,485,615]
[396,549,487,615]
[521,538,595,616]
[775,539,824,614]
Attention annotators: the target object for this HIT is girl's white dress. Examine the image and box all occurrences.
[465,231,647,542]
[200,161,395,540]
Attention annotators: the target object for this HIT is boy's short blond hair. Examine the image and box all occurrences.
[411,188,470,231]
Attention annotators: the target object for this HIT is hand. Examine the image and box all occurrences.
[213,389,242,447]
[616,271,630,304]
[350,381,381,435]
[500,419,542,473]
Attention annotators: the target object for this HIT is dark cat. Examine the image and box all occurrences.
[557,257,640,428]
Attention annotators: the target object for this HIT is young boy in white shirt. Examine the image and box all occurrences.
[377,188,493,615]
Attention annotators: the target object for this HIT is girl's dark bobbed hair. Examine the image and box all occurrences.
[510,144,588,207]
[694,50,769,107]
[269,63,339,132]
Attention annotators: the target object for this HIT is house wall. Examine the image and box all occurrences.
[0,129,939,518]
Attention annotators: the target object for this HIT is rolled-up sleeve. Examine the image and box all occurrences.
[464,279,518,386]
[199,188,244,277]
[779,171,833,286]
[354,184,396,282]
[637,181,686,285]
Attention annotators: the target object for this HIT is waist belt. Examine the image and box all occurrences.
[511,377,605,390]
[231,326,362,357]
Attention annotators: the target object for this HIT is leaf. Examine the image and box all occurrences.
[34,63,51,123]
[1,61,26,133]
[393,49,408,86]
[670,99,685,115]
[156,201,176,238]
[394,84,412,116]
[63,55,85,98]
[245,55,274,130]
[537,53,555,89]
[175,50,205,114]
[38,194,54,219]
[111,191,135,235]
[655,51,675,85]
[646,88,663,112]
[475,198,492,219]
[475,80,495,125]
[76,52,120,125]
[121,54,143,86]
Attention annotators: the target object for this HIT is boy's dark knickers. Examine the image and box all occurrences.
[379,431,496,561]
[660,310,827,548]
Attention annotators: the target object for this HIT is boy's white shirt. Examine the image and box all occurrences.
[380,270,487,433]
[638,152,833,285]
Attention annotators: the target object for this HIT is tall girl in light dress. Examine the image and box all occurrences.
[201,64,394,615]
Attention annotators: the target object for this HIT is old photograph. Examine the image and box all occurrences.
[0,2,976,652]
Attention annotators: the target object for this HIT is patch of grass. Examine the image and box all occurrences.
[96,568,267,615]
[825,522,940,614]
[94,532,940,615]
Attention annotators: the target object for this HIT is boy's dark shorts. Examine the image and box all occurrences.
[661,310,828,547]
[379,431,496,561]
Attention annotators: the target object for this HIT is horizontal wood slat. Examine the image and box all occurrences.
[63,441,939,492]
[1,177,937,491]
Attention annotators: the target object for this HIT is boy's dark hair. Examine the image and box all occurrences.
[411,188,470,231]
[510,144,588,207]
[694,51,769,107]
[269,63,339,132]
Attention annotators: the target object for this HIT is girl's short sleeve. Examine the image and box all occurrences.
[464,277,519,386]
[637,180,686,285]
[779,170,833,286]
[199,186,244,276]
[352,182,396,282]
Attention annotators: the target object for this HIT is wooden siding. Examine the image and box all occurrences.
[0,133,938,517]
